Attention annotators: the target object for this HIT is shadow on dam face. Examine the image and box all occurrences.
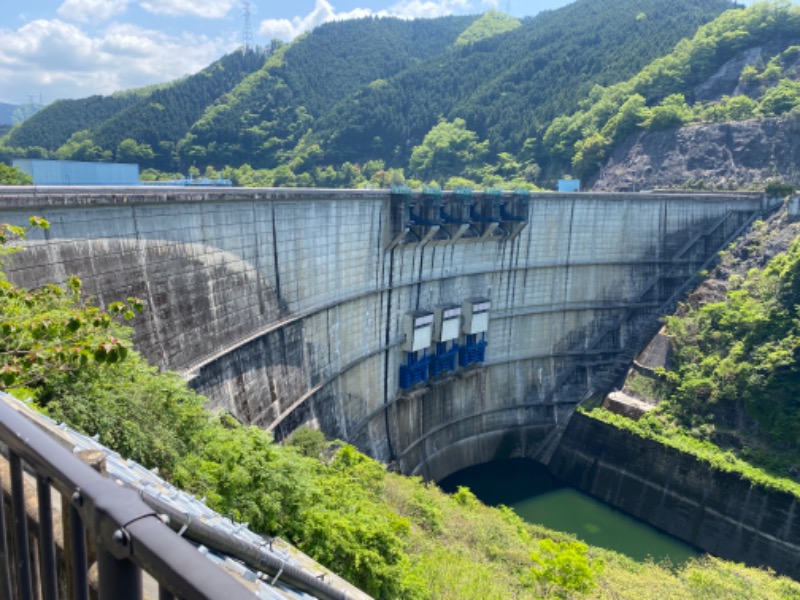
[0,187,775,482]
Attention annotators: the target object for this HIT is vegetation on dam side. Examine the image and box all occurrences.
[0,222,798,598]
[591,204,800,502]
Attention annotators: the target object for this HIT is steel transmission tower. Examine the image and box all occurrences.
[242,1,253,51]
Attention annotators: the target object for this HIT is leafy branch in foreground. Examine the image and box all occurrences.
[0,217,143,389]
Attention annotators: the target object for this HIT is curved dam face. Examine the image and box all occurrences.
[0,187,769,481]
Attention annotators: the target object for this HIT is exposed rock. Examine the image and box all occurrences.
[693,46,763,102]
[592,115,800,192]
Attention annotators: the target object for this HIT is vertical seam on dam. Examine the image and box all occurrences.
[383,245,396,460]
[270,204,282,302]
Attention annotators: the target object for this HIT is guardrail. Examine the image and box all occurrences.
[0,399,255,600]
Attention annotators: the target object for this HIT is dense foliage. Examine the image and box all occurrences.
[0,164,31,185]
[455,10,520,46]
[179,16,475,172]
[310,0,729,173]
[666,222,800,449]
[545,1,800,180]
[4,94,141,154]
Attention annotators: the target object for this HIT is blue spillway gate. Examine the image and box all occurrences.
[430,342,459,378]
[459,334,487,367]
[399,352,432,389]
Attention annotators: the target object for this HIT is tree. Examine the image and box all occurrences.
[116,138,155,165]
[572,132,611,179]
[720,95,756,121]
[643,93,693,131]
[527,538,604,598]
[0,164,32,185]
[758,79,800,116]
[408,118,488,183]
[56,135,112,162]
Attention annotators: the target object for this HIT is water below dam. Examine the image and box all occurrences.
[438,458,700,565]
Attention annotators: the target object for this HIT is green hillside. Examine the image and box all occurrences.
[4,94,140,154]
[594,209,800,492]
[310,0,731,170]
[543,1,800,180]
[179,16,476,171]
[0,0,733,187]
[3,49,266,168]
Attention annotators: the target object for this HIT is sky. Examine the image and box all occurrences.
[0,0,584,105]
[0,0,762,106]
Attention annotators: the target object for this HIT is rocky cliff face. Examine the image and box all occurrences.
[592,115,800,192]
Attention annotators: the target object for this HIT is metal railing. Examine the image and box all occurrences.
[0,399,255,600]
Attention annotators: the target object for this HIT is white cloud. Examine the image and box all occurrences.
[57,0,130,23]
[138,0,239,19]
[259,0,475,42]
[260,0,381,42]
[0,19,235,104]
[388,0,471,19]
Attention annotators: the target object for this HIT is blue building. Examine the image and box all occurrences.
[13,159,139,186]
[558,178,581,192]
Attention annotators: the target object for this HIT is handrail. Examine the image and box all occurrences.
[0,399,255,600]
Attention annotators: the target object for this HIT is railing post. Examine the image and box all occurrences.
[0,476,13,600]
[97,547,141,600]
[68,503,88,600]
[9,452,33,600]
[0,396,257,600]
[35,476,58,600]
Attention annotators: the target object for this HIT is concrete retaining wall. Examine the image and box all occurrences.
[549,412,800,579]
[0,187,767,480]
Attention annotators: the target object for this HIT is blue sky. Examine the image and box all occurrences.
[0,0,761,106]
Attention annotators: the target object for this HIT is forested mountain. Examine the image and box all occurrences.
[3,50,266,167]
[180,15,476,170]
[543,1,800,182]
[0,0,738,186]
[4,94,142,154]
[310,0,732,168]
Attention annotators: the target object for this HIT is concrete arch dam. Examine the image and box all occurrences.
[0,187,772,481]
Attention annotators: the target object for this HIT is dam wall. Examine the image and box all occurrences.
[549,412,800,579]
[0,187,769,480]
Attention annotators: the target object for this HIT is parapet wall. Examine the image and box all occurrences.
[0,187,769,480]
